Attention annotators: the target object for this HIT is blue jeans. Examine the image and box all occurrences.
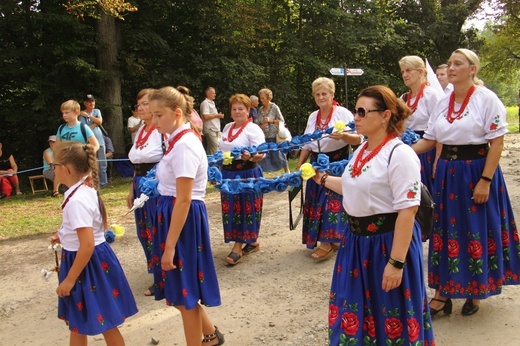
[97,146,108,186]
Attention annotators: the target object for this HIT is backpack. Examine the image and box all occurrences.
[388,143,435,237]
[58,123,88,142]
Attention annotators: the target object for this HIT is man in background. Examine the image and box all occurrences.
[436,64,453,95]
[249,95,259,123]
[200,87,224,155]
[80,94,108,188]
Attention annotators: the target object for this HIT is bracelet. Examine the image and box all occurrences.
[320,173,329,187]
[481,175,492,182]
[388,257,405,269]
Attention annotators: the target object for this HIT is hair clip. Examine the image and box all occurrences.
[83,145,88,151]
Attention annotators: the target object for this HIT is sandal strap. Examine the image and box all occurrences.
[431,298,448,303]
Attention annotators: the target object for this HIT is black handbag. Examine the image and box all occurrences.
[389,143,435,237]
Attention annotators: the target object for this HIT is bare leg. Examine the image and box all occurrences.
[102,327,125,346]
[69,332,88,346]
[176,305,203,346]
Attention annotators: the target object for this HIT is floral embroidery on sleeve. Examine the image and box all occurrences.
[489,114,500,131]
[406,181,420,199]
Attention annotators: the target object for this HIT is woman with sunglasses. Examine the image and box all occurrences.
[127,88,167,297]
[296,77,361,260]
[399,56,443,194]
[413,48,520,317]
[314,85,434,344]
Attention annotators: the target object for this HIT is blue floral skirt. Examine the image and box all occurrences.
[418,148,435,196]
[152,196,221,310]
[428,157,520,298]
[302,178,347,249]
[132,175,158,273]
[221,166,263,244]
[329,226,435,345]
[258,138,288,172]
[57,242,138,335]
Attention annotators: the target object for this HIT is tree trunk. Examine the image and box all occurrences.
[96,13,124,155]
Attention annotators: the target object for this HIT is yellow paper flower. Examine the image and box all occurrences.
[300,163,316,181]
[334,121,346,132]
[110,224,126,239]
[223,151,233,165]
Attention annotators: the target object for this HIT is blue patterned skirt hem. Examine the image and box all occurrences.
[221,166,263,243]
[152,197,221,310]
[302,179,348,249]
[57,242,138,335]
[428,158,520,298]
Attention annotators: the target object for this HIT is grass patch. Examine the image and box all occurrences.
[506,106,519,133]
[0,177,134,241]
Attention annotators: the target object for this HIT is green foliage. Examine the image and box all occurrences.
[0,0,508,174]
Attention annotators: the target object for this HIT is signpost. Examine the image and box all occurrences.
[329,65,364,108]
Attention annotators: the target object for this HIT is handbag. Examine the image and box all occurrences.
[276,121,291,143]
[388,143,435,237]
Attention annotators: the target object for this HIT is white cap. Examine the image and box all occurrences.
[48,135,57,142]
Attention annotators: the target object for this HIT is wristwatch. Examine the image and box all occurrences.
[388,257,405,269]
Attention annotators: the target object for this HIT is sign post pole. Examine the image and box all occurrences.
[344,62,348,108]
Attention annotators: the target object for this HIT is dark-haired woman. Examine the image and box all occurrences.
[315,85,434,344]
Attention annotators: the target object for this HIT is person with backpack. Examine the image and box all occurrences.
[56,100,99,153]
[313,85,434,345]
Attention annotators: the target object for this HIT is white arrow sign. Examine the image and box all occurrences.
[346,68,364,76]
[330,68,364,76]
[329,68,344,76]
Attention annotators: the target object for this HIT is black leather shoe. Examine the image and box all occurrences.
[429,297,452,316]
[0,193,6,199]
[461,299,480,316]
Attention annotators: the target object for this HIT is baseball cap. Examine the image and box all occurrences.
[84,94,95,101]
[48,135,57,142]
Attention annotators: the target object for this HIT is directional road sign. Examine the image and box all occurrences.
[330,68,345,76]
[329,68,364,76]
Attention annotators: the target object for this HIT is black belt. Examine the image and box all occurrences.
[414,130,425,138]
[310,145,350,163]
[348,213,398,236]
[222,160,258,171]
[133,162,157,176]
[440,144,488,161]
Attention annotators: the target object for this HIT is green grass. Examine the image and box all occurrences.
[0,177,134,240]
[506,106,519,133]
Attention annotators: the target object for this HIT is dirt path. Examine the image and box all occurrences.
[1,134,520,346]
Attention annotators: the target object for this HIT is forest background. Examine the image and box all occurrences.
[1,0,519,176]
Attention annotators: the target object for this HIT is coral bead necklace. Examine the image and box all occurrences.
[351,134,395,177]
[226,119,250,142]
[406,82,426,113]
[315,105,334,130]
[135,124,156,150]
[446,85,476,123]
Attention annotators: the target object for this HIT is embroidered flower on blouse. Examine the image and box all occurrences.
[406,181,420,199]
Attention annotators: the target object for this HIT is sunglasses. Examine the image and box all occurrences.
[49,163,64,171]
[353,107,385,118]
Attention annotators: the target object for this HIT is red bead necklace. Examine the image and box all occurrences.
[164,129,193,156]
[135,124,156,150]
[226,119,250,142]
[351,134,395,177]
[446,85,476,123]
[315,105,335,130]
[406,82,426,113]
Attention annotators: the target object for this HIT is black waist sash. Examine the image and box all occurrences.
[222,160,258,171]
[133,162,158,176]
[348,213,398,236]
[310,145,350,163]
[440,144,488,161]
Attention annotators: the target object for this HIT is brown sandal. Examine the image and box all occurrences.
[311,245,336,261]
[202,325,225,345]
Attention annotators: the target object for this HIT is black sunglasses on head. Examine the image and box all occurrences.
[353,107,385,118]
